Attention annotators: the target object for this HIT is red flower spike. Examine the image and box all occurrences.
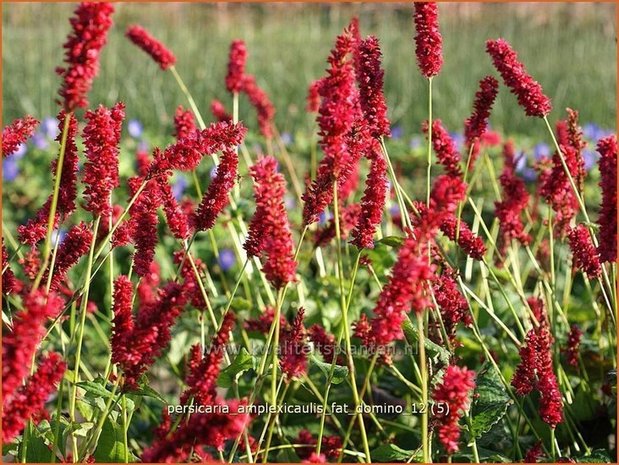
[181,312,235,405]
[464,76,499,164]
[568,224,601,278]
[280,308,309,379]
[2,116,38,158]
[111,275,135,369]
[194,148,238,232]
[157,177,190,240]
[354,36,391,138]
[495,140,531,255]
[433,270,471,340]
[423,119,462,178]
[486,38,552,117]
[18,111,79,246]
[306,80,322,113]
[2,241,18,295]
[83,103,125,221]
[511,329,538,396]
[244,156,297,289]
[148,121,246,176]
[597,135,617,262]
[57,2,115,111]
[2,289,64,402]
[351,152,388,249]
[413,2,443,78]
[211,99,232,122]
[226,40,247,93]
[314,203,360,248]
[432,365,476,454]
[241,74,275,139]
[173,105,196,140]
[440,215,486,261]
[2,352,66,443]
[126,25,176,70]
[44,222,93,291]
[563,324,582,368]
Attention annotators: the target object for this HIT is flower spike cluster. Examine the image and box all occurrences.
[83,103,125,220]
[2,116,38,158]
[126,25,176,70]
[486,38,552,117]
[57,2,115,111]
[244,156,297,289]
[413,2,443,78]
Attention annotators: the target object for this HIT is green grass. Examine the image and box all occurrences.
[2,3,616,140]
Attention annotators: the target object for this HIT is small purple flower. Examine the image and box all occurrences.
[12,143,27,159]
[128,119,143,139]
[218,248,236,271]
[280,132,293,146]
[521,167,537,183]
[32,133,49,150]
[515,152,527,173]
[533,143,551,160]
[210,165,218,179]
[138,140,149,152]
[172,176,188,201]
[319,211,333,225]
[583,123,602,142]
[389,204,400,215]
[284,194,295,210]
[410,136,422,150]
[450,132,465,152]
[583,149,600,172]
[51,228,67,245]
[3,158,19,181]
[42,117,59,139]
[391,125,403,140]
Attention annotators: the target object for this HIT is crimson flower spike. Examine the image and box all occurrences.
[432,365,476,454]
[486,38,552,117]
[194,148,238,232]
[18,111,79,246]
[413,2,443,78]
[173,105,196,140]
[464,75,499,164]
[226,39,247,94]
[82,103,125,221]
[244,156,297,289]
[354,35,391,138]
[241,74,276,139]
[2,116,38,158]
[126,25,176,70]
[56,2,115,111]
[210,99,232,122]
[596,135,617,263]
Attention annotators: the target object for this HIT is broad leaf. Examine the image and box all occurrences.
[310,355,348,385]
[469,365,512,442]
[218,348,255,388]
[371,443,416,462]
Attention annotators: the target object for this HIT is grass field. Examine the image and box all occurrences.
[2,3,616,140]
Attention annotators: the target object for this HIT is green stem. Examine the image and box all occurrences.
[417,312,430,463]
[68,216,100,461]
[426,77,433,207]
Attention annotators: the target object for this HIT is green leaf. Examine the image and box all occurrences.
[402,316,450,366]
[469,365,512,442]
[575,449,613,463]
[130,377,167,404]
[218,348,255,388]
[309,355,349,384]
[25,428,53,463]
[377,236,404,248]
[230,297,253,311]
[76,378,115,401]
[93,417,132,463]
[371,443,416,462]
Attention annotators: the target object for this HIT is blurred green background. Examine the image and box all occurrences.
[2,2,616,140]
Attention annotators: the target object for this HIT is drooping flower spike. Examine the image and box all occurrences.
[211,99,232,122]
[241,74,276,139]
[568,224,601,278]
[2,115,38,158]
[43,222,94,291]
[486,38,552,117]
[413,2,443,78]
[173,105,197,140]
[423,119,462,178]
[126,25,176,70]
[57,2,115,111]
[464,75,499,163]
